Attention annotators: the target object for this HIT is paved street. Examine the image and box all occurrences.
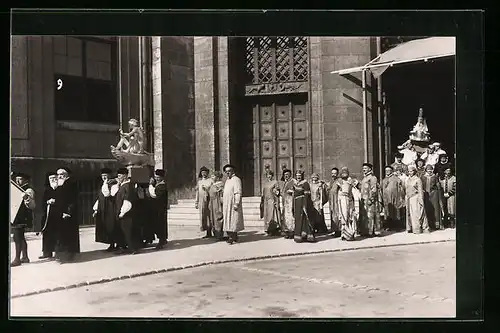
[10,242,455,318]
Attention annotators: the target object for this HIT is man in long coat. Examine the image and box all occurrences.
[39,171,59,259]
[54,167,80,263]
[148,169,168,250]
[11,172,36,266]
[360,163,382,237]
[327,167,341,236]
[93,168,120,251]
[222,164,244,244]
[381,166,405,231]
[115,168,140,254]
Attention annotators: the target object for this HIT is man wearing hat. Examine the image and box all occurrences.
[148,169,168,250]
[93,168,120,252]
[381,165,405,231]
[195,166,214,238]
[391,152,408,176]
[54,167,80,263]
[359,163,382,237]
[115,168,140,254]
[222,164,245,244]
[11,172,36,266]
[38,171,59,259]
[421,143,441,167]
[434,153,452,180]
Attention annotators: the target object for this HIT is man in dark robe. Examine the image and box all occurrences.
[381,166,405,231]
[115,168,140,255]
[11,172,36,266]
[93,168,120,251]
[54,167,80,263]
[148,169,168,250]
[135,182,155,247]
[434,153,452,180]
[38,172,59,259]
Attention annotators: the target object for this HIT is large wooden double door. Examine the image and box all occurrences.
[246,94,311,196]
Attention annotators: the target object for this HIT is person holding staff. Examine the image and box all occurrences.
[38,172,59,259]
[11,172,36,267]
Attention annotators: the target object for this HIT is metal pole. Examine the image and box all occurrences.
[117,37,123,129]
[376,37,384,179]
[362,69,368,163]
[138,36,144,127]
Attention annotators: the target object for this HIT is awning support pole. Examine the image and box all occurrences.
[376,37,384,180]
[117,37,123,130]
[362,69,368,163]
[138,36,144,128]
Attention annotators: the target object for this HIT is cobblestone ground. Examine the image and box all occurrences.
[10,242,455,318]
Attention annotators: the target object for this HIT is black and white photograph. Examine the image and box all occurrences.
[10,14,471,319]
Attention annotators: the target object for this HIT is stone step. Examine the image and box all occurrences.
[176,196,262,204]
[169,206,262,215]
[168,218,266,227]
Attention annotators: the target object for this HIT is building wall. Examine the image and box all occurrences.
[311,37,375,180]
[157,36,196,191]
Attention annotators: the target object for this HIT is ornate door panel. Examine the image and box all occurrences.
[252,96,310,195]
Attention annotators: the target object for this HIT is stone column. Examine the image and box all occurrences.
[194,37,216,172]
[151,37,164,170]
[217,37,230,170]
[316,37,374,180]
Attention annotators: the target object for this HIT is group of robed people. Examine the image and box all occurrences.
[92,167,168,254]
[11,168,80,266]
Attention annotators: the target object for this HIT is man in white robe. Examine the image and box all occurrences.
[222,164,244,244]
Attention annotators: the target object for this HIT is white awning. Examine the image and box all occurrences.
[331,37,456,78]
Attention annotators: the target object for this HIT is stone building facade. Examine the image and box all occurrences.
[194,37,379,196]
[15,36,435,223]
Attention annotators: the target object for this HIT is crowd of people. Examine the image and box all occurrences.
[10,167,168,267]
[195,143,456,244]
[10,141,455,267]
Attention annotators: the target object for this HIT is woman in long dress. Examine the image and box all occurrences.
[195,166,214,238]
[260,170,282,236]
[421,164,443,230]
[280,169,295,239]
[293,170,316,243]
[440,166,456,229]
[208,171,225,241]
[405,165,430,234]
[309,173,329,234]
[337,167,356,241]
[351,178,362,237]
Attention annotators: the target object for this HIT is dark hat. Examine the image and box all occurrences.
[223,164,235,171]
[395,152,404,158]
[59,167,72,174]
[439,152,448,157]
[100,168,112,174]
[280,168,292,181]
[14,172,30,179]
[384,165,394,170]
[331,167,339,172]
[199,166,209,173]
[362,162,373,169]
[117,167,129,175]
[47,171,57,177]
[155,169,166,177]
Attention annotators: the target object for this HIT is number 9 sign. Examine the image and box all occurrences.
[56,78,63,91]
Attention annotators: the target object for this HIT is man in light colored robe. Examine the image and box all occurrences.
[327,167,341,236]
[360,163,382,237]
[222,164,244,244]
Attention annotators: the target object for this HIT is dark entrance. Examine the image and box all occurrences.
[230,36,311,196]
[382,57,455,162]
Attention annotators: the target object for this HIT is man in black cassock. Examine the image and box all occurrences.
[54,167,80,263]
[93,168,120,252]
[115,168,140,255]
[38,171,59,259]
[11,172,36,266]
[148,169,168,250]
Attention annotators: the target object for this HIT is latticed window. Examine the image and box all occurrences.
[245,37,309,85]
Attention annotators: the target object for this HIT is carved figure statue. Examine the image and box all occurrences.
[409,108,431,142]
[111,118,145,154]
[110,118,154,166]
